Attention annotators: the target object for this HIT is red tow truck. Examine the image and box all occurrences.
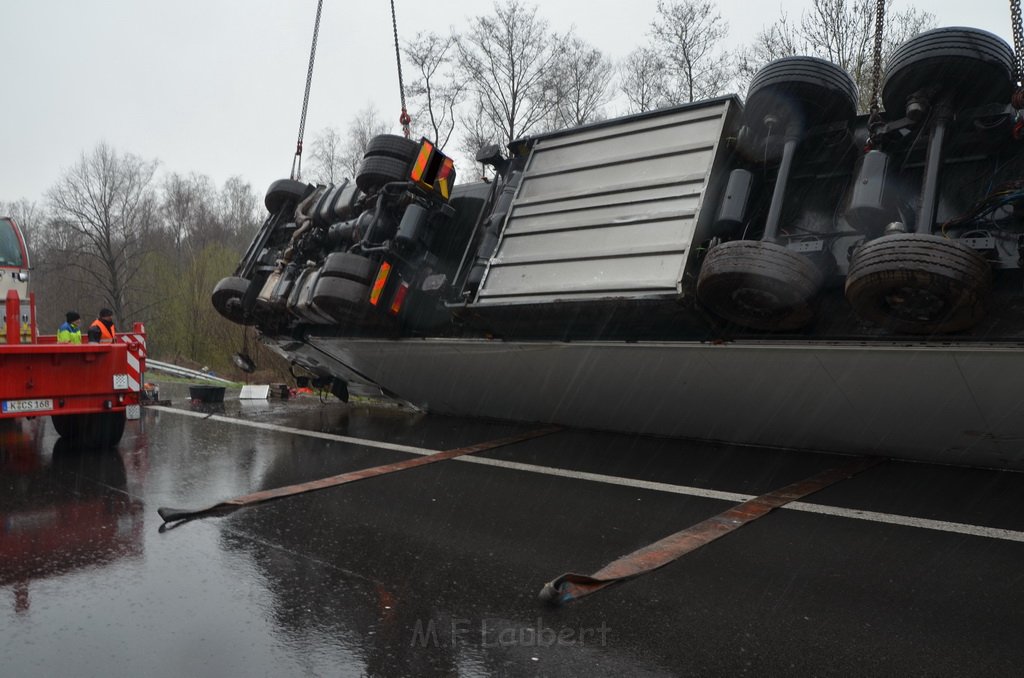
[0,216,146,447]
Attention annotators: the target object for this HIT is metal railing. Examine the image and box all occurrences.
[145,359,235,385]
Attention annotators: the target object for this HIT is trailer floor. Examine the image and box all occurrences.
[2,396,1023,677]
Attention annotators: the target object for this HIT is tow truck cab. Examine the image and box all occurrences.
[0,217,30,302]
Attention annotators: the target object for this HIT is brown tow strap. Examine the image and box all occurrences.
[158,426,559,526]
[539,456,882,606]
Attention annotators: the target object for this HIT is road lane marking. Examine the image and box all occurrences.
[149,406,1024,543]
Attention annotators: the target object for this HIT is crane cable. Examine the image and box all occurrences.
[866,0,886,144]
[390,0,412,138]
[1011,0,1024,108]
[290,0,325,181]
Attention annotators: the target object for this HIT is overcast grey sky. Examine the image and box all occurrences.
[1,1,1014,205]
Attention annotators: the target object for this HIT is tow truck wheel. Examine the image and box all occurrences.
[845,233,991,334]
[882,27,1013,118]
[212,276,256,325]
[743,56,858,138]
[696,240,824,331]
[265,178,315,214]
[51,412,126,449]
[363,134,420,162]
[356,156,413,192]
[311,276,372,324]
[321,252,375,283]
[51,414,83,440]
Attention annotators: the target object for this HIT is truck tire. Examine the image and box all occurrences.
[320,252,376,283]
[311,276,371,324]
[696,240,824,331]
[844,233,991,334]
[265,179,315,214]
[51,414,83,440]
[744,56,858,137]
[356,156,412,192]
[882,27,1013,118]
[212,276,256,325]
[51,412,126,449]
[363,134,420,162]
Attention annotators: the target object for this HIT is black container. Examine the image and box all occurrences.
[189,385,226,403]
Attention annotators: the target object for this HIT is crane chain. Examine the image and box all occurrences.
[868,0,884,118]
[291,0,325,181]
[1013,0,1024,89]
[390,0,411,138]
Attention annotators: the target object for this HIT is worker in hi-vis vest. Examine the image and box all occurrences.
[57,311,82,344]
[88,308,116,343]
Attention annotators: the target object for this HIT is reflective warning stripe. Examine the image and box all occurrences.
[116,332,146,392]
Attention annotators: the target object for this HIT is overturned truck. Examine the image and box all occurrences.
[215,27,1024,469]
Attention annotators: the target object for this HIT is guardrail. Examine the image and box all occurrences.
[145,359,235,385]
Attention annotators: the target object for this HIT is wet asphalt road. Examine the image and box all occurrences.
[2,389,1024,677]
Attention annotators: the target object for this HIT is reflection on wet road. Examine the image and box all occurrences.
[2,397,1024,676]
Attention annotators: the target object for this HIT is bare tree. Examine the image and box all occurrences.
[45,143,158,322]
[307,126,345,184]
[456,0,562,146]
[341,104,390,180]
[650,0,732,104]
[546,35,613,129]
[739,0,935,110]
[620,46,671,114]
[404,31,465,150]
[161,172,217,253]
[219,176,261,247]
[735,13,802,94]
[457,97,503,181]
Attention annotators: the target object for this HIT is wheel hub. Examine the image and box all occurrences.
[731,286,784,315]
[884,285,946,320]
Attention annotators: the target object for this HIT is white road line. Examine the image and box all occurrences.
[149,406,1024,544]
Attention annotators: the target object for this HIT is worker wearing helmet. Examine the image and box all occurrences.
[57,311,82,344]
[87,308,116,343]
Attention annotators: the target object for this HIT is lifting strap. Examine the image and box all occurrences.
[157,426,559,526]
[539,456,883,606]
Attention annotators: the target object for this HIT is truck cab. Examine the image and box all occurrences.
[0,217,30,302]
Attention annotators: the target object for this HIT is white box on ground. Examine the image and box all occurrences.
[239,384,271,400]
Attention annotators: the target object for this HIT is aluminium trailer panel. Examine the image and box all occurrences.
[474,97,740,306]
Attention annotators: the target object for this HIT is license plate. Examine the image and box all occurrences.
[2,398,53,414]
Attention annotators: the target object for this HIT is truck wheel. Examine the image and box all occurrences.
[696,240,824,331]
[321,252,376,283]
[744,56,858,138]
[50,412,125,448]
[882,27,1013,117]
[51,414,83,440]
[212,276,256,325]
[265,178,314,214]
[311,276,372,323]
[356,156,412,192]
[844,233,991,334]
[86,412,126,448]
[364,134,420,162]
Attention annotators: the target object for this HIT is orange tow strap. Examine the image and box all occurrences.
[539,456,883,606]
[158,426,560,526]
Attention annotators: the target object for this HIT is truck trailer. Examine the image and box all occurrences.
[212,26,1024,470]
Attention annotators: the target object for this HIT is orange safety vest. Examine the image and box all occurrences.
[89,318,116,342]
